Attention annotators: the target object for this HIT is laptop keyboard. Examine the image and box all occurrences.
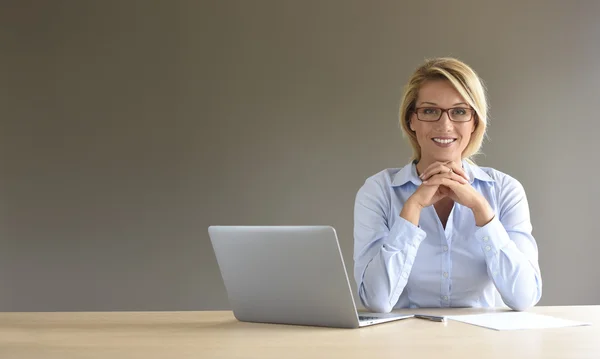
[359,316,380,321]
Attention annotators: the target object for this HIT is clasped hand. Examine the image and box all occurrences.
[412,161,483,210]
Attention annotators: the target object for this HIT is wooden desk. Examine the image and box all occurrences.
[0,306,598,358]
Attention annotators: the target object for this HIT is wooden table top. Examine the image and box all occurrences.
[1,305,598,359]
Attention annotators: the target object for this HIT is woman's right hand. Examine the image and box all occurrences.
[408,181,448,210]
[400,161,468,225]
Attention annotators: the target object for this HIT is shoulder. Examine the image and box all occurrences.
[473,164,528,209]
[355,167,403,203]
[473,164,533,222]
[476,165,525,193]
[362,168,401,187]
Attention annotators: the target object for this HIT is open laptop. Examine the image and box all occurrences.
[208,225,413,328]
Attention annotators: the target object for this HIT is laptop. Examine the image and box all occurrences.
[208,225,413,328]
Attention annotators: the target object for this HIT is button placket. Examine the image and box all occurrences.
[441,242,451,307]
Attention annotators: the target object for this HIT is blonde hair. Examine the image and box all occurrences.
[399,57,488,162]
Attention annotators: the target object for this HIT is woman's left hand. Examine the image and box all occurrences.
[422,173,481,209]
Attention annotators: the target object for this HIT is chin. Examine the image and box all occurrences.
[432,153,455,162]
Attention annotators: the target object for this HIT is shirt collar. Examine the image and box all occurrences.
[391,159,495,187]
[463,160,495,184]
[391,160,422,187]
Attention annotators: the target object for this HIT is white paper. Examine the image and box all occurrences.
[446,312,591,331]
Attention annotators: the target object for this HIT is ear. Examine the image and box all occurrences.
[409,117,415,132]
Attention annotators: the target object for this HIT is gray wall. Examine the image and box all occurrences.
[1,0,598,311]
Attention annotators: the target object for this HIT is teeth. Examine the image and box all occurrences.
[433,138,455,144]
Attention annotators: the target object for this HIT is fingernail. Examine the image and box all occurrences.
[422,180,428,184]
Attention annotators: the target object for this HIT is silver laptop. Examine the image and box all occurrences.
[208,225,413,328]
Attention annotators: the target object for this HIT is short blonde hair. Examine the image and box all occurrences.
[399,57,489,162]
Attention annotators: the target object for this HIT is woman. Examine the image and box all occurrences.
[353,57,541,313]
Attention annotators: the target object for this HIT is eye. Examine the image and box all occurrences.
[451,108,468,115]
[422,107,439,115]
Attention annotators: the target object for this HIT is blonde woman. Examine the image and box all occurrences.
[353,58,541,313]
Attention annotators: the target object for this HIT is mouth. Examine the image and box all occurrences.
[432,137,457,145]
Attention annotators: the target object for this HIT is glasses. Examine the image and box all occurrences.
[414,107,475,122]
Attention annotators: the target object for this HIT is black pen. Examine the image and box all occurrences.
[414,314,447,322]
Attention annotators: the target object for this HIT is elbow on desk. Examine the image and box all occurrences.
[502,277,542,312]
[359,288,394,313]
[364,301,394,314]
[503,290,541,312]
[365,300,394,313]
[506,294,542,312]
[505,300,532,312]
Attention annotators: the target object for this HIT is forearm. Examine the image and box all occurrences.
[472,197,495,227]
[474,217,542,310]
[357,216,426,313]
[399,200,423,226]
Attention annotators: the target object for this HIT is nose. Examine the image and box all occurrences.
[435,111,454,131]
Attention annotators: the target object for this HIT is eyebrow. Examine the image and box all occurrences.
[419,101,469,106]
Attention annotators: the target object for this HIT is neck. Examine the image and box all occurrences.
[415,155,463,176]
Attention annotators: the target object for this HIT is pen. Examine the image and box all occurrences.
[414,314,447,322]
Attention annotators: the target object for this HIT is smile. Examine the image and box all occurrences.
[432,138,457,144]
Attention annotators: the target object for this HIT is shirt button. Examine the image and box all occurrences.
[483,236,489,242]
[402,271,409,279]
[442,295,448,301]
[443,245,449,252]
[485,245,491,252]
[443,272,449,278]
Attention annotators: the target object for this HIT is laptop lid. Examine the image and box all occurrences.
[208,225,363,328]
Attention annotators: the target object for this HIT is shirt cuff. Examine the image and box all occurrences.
[383,215,427,251]
[473,216,511,258]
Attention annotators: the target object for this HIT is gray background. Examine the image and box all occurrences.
[1,0,598,311]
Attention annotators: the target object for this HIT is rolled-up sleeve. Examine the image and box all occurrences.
[353,178,426,313]
[474,177,542,311]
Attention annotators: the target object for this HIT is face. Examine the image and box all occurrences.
[409,79,476,164]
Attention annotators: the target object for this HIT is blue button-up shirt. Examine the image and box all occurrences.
[353,160,542,312]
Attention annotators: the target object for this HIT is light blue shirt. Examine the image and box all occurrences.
[353,160,542,312]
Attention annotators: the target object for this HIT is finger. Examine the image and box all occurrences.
[422,173,467,186]
[422,171,468,184]
[420,163,469,182]
[445,162,469,182]
[450,172,469,184]
[420,164,453,180]
[438,177,462,189]
[422,177,444,185]
[419,161,449,178]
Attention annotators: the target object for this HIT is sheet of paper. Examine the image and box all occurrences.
[446,312,591,331]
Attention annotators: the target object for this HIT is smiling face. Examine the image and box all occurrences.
[409,79,476,165]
